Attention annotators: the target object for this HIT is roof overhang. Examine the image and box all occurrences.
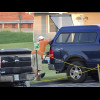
[0,20,34,24]
[33,12,68,14]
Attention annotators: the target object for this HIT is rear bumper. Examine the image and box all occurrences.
[0,72,35,82]
[0,66,33,75]
[48,63,65,72]
[48,64,55,70]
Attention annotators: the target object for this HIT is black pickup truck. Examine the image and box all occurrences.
[0,48,35,87]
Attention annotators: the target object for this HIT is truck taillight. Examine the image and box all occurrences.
[0,57,1,68]
[49,50,54,59]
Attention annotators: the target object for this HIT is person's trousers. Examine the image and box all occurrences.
[32,54,42,71]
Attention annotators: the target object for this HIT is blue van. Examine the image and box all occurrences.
[48,25,100,83]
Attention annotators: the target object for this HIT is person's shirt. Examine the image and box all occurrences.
[32,40,49,58]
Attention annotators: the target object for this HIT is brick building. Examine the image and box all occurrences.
[33,12,100,41]
[0,12,34,32]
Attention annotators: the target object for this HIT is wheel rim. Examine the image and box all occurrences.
[70,66,82,80]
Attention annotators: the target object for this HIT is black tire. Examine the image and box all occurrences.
[67,61,88,83]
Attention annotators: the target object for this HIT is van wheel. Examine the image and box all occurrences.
[67,61,88,83]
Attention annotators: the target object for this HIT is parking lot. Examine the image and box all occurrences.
[30,77,100,87]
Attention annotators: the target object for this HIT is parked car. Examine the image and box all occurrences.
[0,48,35,87]
[48,25,100,83]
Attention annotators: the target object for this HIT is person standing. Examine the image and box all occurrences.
[32,36,52,81]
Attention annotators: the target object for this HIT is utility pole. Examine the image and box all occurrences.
[34,42,40,81]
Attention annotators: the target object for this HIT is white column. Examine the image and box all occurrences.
[18,23,20,29]
[2,24,4,29]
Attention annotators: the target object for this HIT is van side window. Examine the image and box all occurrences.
[67,33,79,43]
[55,32,97,43]
[56,33,69,43]
[78,33,97,43]
[67,33,75,43]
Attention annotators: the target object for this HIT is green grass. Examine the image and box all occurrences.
[0,42,34,50]
[40,64,67,81]
[0,31,50,51]
[0,31,33,44]
[0,42,50,52]
[0,31,67,83]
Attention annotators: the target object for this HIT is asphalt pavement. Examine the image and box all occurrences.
[30,77,100,87]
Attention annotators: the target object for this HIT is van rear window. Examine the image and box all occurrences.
[55,32,97,43]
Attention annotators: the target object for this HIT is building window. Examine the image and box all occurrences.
[21,23,23,28]
[12,24,16,28]
[28,23,31,28]
[49,16,59,33]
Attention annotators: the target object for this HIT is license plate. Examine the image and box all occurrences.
[14,75,19,81]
